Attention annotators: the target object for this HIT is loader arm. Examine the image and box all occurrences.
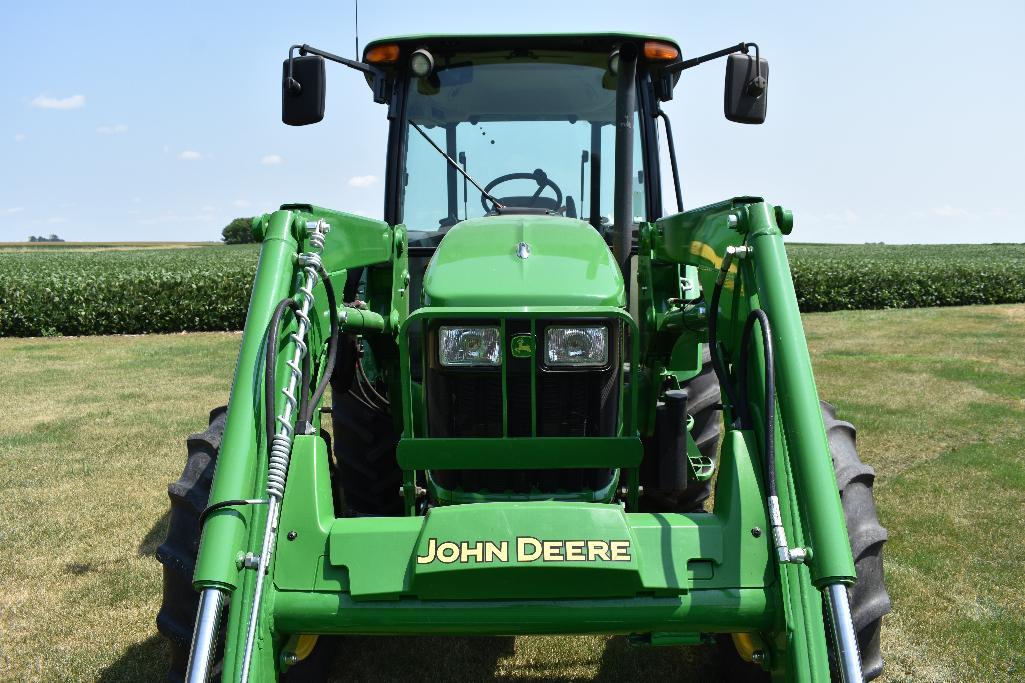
[643,197,860,680]
[188,205,406,680]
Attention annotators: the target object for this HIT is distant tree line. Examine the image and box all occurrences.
[28,234,65,242]
[221,217,256,244]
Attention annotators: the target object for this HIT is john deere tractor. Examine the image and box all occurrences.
[156,33,890,682]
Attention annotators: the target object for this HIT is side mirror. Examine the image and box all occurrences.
[724,53,768,124]
[282,55,326,126]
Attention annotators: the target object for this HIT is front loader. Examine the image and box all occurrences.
[156,33,890,682]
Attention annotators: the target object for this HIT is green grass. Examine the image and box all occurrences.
[1,305,1024,681]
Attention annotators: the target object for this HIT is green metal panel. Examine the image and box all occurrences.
[422,215,625,308]
[396,437,642,469]
[425,469,620,506]
[279,203,393,277]
[274,590,772,636]
[271,419,771,602]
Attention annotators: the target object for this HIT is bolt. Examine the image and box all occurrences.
[286,531,297,541]
[284,653,299,666]
[751,527,762,538]
[727,214,739,229]
[752,650,766,665]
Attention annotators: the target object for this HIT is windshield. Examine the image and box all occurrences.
[400,53,644,243]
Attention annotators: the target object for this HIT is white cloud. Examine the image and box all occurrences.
[13,134,25,143]
[232,199,251,208]
[97,123,128,135]
[31,94,86,110]
[3,207,24,215]
[177,150,203,161]
[348,174,378,188]
[47,217,67,224]
[260,154,283,166]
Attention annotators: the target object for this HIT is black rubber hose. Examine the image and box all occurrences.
[265,297,304,451]
[708,273,742,420]
[301,266,340,425]
[738,308,777,499]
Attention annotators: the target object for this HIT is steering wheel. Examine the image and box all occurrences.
[481,168,563,212]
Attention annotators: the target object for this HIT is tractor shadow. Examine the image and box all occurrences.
[97,634,170,682]
[322,634,720,681]
[325,635,516,681]
[138,510,170,557]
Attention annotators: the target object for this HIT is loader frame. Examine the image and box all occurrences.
[185,197,857,682]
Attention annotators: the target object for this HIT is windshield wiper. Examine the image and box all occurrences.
[408,120,504,210]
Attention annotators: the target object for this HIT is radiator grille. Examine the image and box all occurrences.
[427,319,620,495]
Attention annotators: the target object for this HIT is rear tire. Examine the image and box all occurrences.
[155,407,329,681]
[715,402,890,681]
[821,401,891,681]
[331,390,402,516]
[155,407,227,682]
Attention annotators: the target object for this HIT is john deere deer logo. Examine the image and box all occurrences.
[511,334,534,358]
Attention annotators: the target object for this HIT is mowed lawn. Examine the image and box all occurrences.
[1,305,1024,682]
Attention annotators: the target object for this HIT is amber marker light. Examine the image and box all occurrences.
[365,44,400,64]
[644,41,680,61]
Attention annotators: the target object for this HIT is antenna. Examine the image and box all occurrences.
[354,0,359,59]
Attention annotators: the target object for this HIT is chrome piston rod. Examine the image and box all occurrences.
[185,588,226,683]
[826,582,864,683]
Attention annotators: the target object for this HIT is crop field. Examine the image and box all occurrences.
[1,305,1023,681]
[2,242,1024,337]
[2,238,1025,334]
[786,243,1025,312]
[0,244,258,337]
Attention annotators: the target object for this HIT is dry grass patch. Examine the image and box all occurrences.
[2,305,1024,681]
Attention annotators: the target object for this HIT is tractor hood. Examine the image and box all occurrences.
[421,215,625,308]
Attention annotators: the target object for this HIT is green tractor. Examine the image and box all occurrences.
[157,32,890,682]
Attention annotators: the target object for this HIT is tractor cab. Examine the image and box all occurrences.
[374,35,673,247]
[283,33,768,274]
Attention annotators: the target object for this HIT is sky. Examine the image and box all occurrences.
[3,0,1023,244]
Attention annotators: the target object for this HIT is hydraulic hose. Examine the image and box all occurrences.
[738,307,805,565]
[265,265,341,437]
[739,309,775,497]
[300,264,341,426]
[264,298,307,450]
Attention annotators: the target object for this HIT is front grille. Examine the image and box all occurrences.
[426,319,620,495]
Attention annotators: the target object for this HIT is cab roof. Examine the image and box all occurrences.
[363,32,681,62]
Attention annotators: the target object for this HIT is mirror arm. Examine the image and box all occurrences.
[665,41,757,75]
[286,43,389,104]
[297,43,378,75]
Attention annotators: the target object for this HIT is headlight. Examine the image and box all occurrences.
[439,326,501,367]
[545,326,608,367]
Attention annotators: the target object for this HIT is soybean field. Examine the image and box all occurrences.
[2,241,1024,337]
